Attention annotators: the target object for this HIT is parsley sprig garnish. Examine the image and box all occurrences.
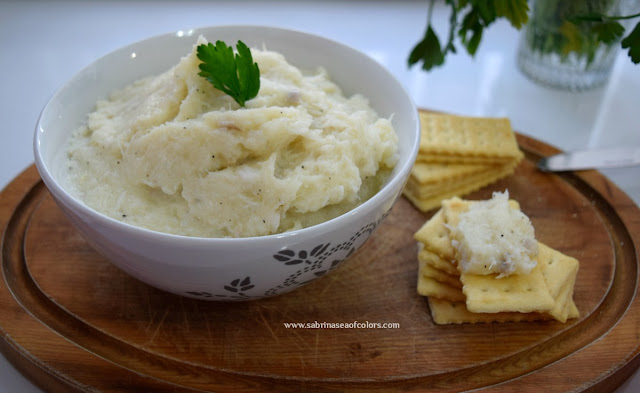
[409,0,640,72]
[197,40,260,107]
[408,0,529,72]
[572,11,640,64]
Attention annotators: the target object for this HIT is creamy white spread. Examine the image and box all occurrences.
[450,191,538,277]
[64,37,398,238]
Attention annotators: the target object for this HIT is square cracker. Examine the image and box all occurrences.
[415,195,579,322]
[403,160,519,213]
[405,161,519,199]
[404,189,455,214]
[416,154,514,165]
[537,243,580,322]
[413,209,456,260]
[417,275,466,302]
[460,263,556,314]
[457,240,579,318]
[538,243,579,299]
[424,251,579,323]
[418,112,523,163]
[565,299,580,320]
[418,247,459,277]
[427,297,551,325]
[437,198,555,314]
[404,164,515,212]
[408,162,496,186]
[419,259,462,289]
[547,277,578,323]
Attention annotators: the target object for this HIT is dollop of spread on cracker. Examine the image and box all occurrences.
[450,190,538,277]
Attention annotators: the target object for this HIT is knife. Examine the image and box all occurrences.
[537,147,640,172]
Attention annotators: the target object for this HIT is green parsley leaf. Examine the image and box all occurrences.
[458,9,484,56]
[621,21,640,64]
[474,1,496,25]
[408,0,528,71]
[408,25,445,71]
[493,0,529,29]
[197,40,260,107]
[591,20,625,45]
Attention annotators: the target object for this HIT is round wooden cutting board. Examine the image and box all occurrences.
[1,133,640,393]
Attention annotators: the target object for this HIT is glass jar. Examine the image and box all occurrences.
[517,0,625,91]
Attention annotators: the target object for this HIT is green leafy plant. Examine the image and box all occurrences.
[572,10,640,63]
[408,0,640,71]
[197,40,260,107]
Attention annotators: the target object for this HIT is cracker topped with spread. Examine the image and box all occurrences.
[445,191,538,278]
[415,191,580,324]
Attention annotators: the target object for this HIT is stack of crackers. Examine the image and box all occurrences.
[404,112,524,212]
[415,196,580,325]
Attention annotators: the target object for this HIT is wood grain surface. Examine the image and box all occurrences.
[1,133,639,392]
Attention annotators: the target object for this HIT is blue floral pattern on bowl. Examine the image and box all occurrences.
[185,212,389,300]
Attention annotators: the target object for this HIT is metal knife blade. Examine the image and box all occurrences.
[537,147,640,172]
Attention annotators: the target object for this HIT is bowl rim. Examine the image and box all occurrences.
[33,24,421,246]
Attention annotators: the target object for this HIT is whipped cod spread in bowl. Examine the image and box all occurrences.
[34,25,420,300]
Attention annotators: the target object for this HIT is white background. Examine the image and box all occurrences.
[1,1,639,392]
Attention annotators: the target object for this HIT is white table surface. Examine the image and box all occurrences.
[1,1,639,392]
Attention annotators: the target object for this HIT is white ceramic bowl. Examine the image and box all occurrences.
[34,25,420,300]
